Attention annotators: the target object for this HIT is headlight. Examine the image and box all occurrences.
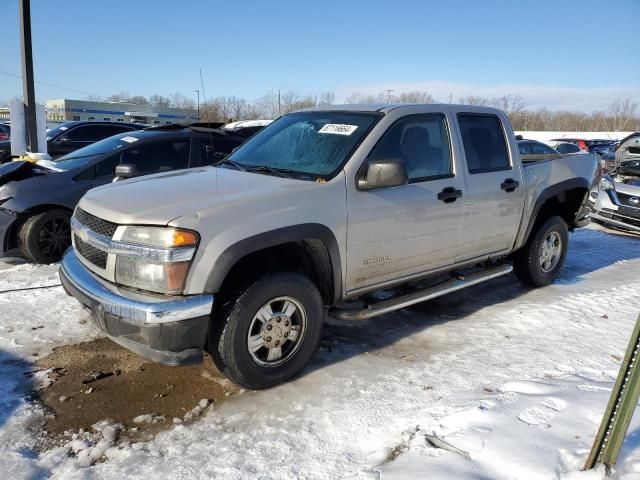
[114,226,198,294]
[599,178,615,191]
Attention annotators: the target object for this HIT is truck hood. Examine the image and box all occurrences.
[79,167,324,225]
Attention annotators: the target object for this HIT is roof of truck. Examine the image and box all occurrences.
[299,103,504,114]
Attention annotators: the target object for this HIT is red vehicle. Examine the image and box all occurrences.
[0,124,9,141]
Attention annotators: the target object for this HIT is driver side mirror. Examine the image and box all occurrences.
[358,157,408,190]
[113,163,139,182]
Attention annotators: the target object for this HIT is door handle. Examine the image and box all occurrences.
[437,186,463,203]
[501,178,520,192]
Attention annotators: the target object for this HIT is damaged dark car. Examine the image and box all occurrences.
[0,125,256,263]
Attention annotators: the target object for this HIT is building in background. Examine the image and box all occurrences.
[44,99,197,126]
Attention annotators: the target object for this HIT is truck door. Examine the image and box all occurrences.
[345,113,465,292]
[453,111,525,262]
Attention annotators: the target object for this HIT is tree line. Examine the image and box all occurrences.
[4,90,638,131]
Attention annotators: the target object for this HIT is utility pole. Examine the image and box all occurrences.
[195,89,200,122]
[19,0,38,151]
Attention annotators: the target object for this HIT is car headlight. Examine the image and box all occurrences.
[114,226,198,294]
[599,178,615,191]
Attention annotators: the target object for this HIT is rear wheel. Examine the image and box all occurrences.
[18,209,72,264]
[513,215,568,287]
[209,272,323,389]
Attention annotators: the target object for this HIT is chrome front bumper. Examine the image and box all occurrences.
[60,249,214,365]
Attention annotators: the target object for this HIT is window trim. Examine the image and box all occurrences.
[457,113,513,175]
[359,112,455,186]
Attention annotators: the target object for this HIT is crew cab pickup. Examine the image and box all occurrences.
[60,104,599,389]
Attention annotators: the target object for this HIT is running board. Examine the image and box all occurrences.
[329,264,513,321]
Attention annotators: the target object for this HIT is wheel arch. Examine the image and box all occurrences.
[5,203,73,252]
[204,224,343,305]
[520,178,590,247]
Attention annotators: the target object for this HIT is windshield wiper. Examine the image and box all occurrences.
[244,164,294,178]
[214,159,248,171]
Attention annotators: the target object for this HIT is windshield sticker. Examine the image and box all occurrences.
[120,136,139,143]
[318,124,358,136]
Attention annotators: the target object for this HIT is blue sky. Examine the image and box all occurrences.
[1,0,638,112]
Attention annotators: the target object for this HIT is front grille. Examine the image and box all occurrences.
[74,208,118,238]
[74,233,108,269]
[616,192,640,209]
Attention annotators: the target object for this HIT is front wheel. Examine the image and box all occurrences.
[513,215,569,287]
[18,209,72,264]
[209,272,324,389]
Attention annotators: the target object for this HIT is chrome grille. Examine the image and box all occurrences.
[74,208,118,238]
[74,234,108,269]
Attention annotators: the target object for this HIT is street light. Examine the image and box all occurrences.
[195,89,200,122]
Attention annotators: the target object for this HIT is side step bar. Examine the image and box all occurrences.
[329,264,513,321]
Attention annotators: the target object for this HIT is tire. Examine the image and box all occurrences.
[209,272,324,389]
[513,215,569,287]
[18,209,72,264]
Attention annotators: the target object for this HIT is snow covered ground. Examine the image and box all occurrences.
[0,225,639,479]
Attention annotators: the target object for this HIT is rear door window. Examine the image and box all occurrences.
[458,114,510,173]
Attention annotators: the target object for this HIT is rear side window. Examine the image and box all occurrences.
[195,138,242,166]
[65,125,103,142]
[119,140,190,174]
[368,114,452,182]
[531,142,556,155]
[458,114,510,173]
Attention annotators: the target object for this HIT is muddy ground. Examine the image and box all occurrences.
[34,338,240,446]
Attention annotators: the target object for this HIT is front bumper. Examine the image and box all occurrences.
[60,249,214,365]
[592,189,640,233]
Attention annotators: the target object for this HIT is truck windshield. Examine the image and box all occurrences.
[225,111,380,178]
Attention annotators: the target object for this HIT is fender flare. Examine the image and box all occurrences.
[203,223,343,302]
[521,177,591,245]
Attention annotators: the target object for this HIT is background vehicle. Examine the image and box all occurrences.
[592,133,640,233]
[0,125,256,263]
[552,141,582,155]
[517,139,560,156]
[0,120,144,164]
[615,132,640,165]
[0,123,9,141]
[223,120,273,138]
[60,104,598,390]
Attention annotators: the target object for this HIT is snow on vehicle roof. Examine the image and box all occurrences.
[223,120,273,130]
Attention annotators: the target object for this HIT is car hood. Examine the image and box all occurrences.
[79,167,324,225]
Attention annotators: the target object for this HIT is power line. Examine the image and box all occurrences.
[0,69,104,99]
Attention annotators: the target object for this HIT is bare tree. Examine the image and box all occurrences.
[169,92,196,110]
[397,91,434,103]
[606,98,638,131]
[459,96,489,106]
[149,94,171,108]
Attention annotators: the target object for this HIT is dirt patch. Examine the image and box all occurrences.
[34,338,239,446]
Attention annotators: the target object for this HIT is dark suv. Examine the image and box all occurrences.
[0,125,257,263]
[0,121,144,163]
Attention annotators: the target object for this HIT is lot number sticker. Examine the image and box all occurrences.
[318,124,358,136]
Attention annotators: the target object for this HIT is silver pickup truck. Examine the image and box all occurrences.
[60,104,599,389]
